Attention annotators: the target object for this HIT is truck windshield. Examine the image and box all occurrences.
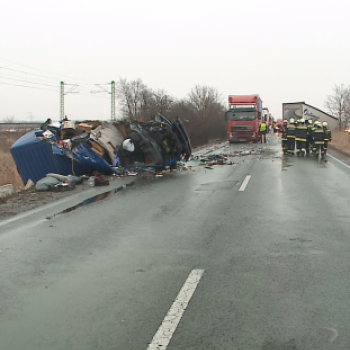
[227,111,256,121]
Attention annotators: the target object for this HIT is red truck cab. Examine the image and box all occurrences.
[225,95,263,143]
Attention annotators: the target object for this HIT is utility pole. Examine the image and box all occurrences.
[111,80,116,121]
[60,81,79,120]
[60,81,64,120]
[91,81,116,121]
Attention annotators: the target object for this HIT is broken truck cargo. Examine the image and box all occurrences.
[10,115,192,185]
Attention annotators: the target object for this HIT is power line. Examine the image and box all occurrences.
[0,66,60,83]
[0,74,58,88]
[0,64,115,91]
[0,57,98,85]
[0,80,112,100]
[0,82,58,92]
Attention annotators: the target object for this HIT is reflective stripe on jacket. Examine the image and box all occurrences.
[295,125,307,141]
[324,128,331,141]
[313,129,324,145]
[286,124,296,138]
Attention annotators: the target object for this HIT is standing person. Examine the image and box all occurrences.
[295,119,307,156]
[322,122,332,154]
[281,120,288,154]
[313,121,325,158]
[306,119,313,156]
[286,118,296,155]
[259,120,268,144]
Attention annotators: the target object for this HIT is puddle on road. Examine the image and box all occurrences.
[46,182,135,220]
[281,156,293,171]
[195,181,239,191]
[289,238,312,242]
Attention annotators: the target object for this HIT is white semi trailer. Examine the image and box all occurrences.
[282,102,338,130]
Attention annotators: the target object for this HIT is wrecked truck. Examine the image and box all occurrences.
[10,115,191,186]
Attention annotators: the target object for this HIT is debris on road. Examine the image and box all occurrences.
[35,173,82,192]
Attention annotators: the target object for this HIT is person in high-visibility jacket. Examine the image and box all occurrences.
[281,120,288,154]
[313,121,325,158]
[286,118,296,155]
[295,118,307,156]
[259,121,268,143]
[306,119,313,156]
[322,121,332,154]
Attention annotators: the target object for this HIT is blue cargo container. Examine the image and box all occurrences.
[10,130,113,185]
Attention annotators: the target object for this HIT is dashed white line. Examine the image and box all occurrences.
[147,269,205,350]
[239,175,251,192]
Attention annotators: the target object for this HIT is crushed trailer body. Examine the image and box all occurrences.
[114,115,191,169]
[10,129,114,185]
[10,116,191,185]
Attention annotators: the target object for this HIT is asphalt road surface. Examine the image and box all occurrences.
[1,131,350,350]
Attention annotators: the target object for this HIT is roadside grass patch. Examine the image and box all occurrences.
[330,130,350,156]
[0,132,24,191]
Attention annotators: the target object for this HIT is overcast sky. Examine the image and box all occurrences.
[1,0,349,122]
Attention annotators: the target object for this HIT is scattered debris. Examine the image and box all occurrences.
[35,173,82,192]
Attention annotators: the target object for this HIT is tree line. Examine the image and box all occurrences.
[116,78,227,147]
[325,84,350,130]
[2,78,228,147]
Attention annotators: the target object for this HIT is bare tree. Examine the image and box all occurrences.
[167,86,226,145]
[151,89,173,116]
[116,78,146,120]
[188,85,222,119]
[116,80,227,146]
[137,88,173,121]
[3,116,15,123]
[325,84,350,129]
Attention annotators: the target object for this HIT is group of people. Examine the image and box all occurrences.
[280,118,332,158]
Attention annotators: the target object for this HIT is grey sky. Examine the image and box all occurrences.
[1,0,349,122]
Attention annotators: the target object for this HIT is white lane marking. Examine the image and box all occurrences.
[328,154,350,169]
[0,195,75,228]
[147,269,205,350]
[238,175,251,192]
[2,219,47,236]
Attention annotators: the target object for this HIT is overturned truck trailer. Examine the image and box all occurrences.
[10,115,191,185]
[115,115,191,168]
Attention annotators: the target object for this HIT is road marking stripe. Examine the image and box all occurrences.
[328,154,350,169]
[147,269,205,350]
[239,175,251,192]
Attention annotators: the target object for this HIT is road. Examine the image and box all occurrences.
[1,131,350,349]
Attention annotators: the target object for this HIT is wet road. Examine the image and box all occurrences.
[1,131,350,349]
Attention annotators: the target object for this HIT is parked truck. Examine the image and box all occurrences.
[225,95,263,143]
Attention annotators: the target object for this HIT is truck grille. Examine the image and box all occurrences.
[230,131,256,140]
[231,125,253,131]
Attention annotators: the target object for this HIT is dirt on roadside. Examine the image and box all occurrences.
[0,180,93,221]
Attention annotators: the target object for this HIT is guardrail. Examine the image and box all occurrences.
[0,123,41,132]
